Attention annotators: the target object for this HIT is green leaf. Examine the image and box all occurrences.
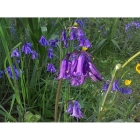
[92,39,107,53]
[111,39,121,51]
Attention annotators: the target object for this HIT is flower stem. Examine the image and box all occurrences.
[54,39,63,122]
[122,51,140,68]
[54,78,63,122]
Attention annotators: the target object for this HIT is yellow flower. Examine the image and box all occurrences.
[136,63,140,74]
[82,46,88,51]
[73,22,78,27]
[124,80,131,86]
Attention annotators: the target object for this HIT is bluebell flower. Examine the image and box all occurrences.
[132,20,140,29]
[22,42,32,54]
[47,48,55,58]
[57,51,102,86]
[125,23,131,32]
[102,80,118,92]
[78,36,85,47]
[100,26,103,31]
[77,28,85,38]
[61,30,67,41]
[58,59,71,79]
[75,54,85,76]
[39,36,49,46]
[64,39,68,47]
[84,38,91,48]
[16,60,20,64]
[5,65,22,80]
[0,70,3,78]
[31,50,37,59]
[66,102,73,114]
[70,28,77,40]
[66,100,84,119]
[49,39,58,47]
[102,80,132,94]
[78,36,91,48]
[70,76,81,86]
[11,48,20,58]
[10,28,15,34]
[47,63,56,73]
[61,30,69,47]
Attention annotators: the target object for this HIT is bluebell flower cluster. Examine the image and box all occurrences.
[125,20,140,32]
[39,36,58,48]
[102,80,132,94]
[66,100,84,119]
[57,51,102,86]
[22,42,32,54]
[61,27,91,49]
[2,42,38,80]
[22,42,38,59]
[39,36,58,73]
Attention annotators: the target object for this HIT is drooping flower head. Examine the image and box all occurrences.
[70,28,77,40]
[47,48,55,58]
[102,80,132,94]
[61,30,67,41]
[58,58,71,79]
[78,36,91,48]
[57,51,102,86]
[66,100,84,119]
[77,28,85,38]
[5,65,22,80]
[61,30,69,47]
[11,48,20,58]
[39,36,49,46]
[22,42,32,54]
[31,50,38,60]
[49,39,58,47]
[47,63,57,73]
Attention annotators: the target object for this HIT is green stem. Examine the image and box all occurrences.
[122,51,140,68]
[54,78,63,122]
[54,40,63,122]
